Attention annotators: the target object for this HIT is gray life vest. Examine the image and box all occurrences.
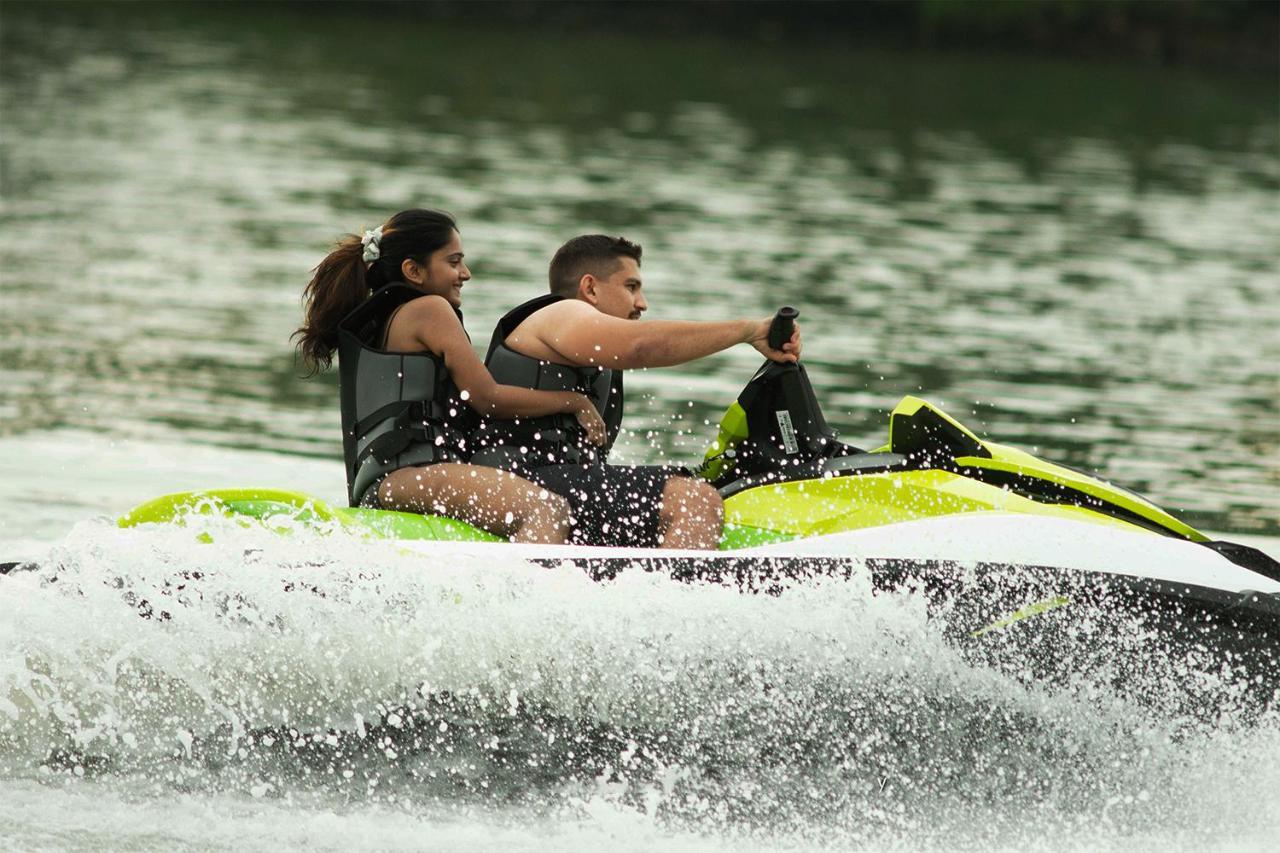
[337,283,475,506]
[471,293,624,472]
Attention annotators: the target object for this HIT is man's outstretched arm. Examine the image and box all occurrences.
[516,301,801,370]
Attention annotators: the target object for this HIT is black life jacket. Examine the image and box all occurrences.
[471,293,624,471]
[337,283,475,506]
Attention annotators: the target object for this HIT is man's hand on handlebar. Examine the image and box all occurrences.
[749,318,802,363]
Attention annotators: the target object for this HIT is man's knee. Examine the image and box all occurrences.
[660,477,724,521]
[517,489,572,542]
[536,490,572,523]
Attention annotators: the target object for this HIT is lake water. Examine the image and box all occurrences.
[1,3,1278,850]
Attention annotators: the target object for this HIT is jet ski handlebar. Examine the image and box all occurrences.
[767,306,799,351]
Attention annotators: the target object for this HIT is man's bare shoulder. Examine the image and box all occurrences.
[510,298,592,336]
[530,298,596,323]
[506,299,599,361]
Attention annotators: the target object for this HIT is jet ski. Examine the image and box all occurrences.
[4,309,1278,709]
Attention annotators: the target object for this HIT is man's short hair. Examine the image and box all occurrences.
[548,235,642,297]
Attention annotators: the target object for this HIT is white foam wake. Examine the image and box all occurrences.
[1,517,1278,850]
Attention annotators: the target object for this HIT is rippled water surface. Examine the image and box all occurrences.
[1,2,1278,850]
[2,2,1277,535]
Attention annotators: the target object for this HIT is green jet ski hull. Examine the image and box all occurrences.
[112,468,1190,551]
[115,396,1214,553]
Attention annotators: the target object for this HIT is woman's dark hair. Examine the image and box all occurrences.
[293,208,458,371]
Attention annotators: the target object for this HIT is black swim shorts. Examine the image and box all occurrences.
[529,463,685,548]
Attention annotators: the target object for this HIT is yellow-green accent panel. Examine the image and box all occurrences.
[119,489,500,542]
[721,469,1148,539]
[119,489,345,527]
[971,595,1073,637]
[887,396,1204,541]
[955,443,1205,541]
[718,523,797,550]
[342,507,502,542]
[699,401,749,482]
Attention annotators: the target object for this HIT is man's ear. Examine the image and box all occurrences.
[401,258,424,284]
[578,274,598,304]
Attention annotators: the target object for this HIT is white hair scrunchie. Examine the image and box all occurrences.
[360,226,383,263]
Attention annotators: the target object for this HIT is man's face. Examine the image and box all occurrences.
[589,257,647,320]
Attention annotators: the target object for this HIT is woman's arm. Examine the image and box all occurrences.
[398,297,606,443]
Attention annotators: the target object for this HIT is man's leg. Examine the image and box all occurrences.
[531,464,720,548]
[657,477,724,550]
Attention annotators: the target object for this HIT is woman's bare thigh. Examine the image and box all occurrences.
[377,463,564,538]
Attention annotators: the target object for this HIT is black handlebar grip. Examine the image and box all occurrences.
[767,306,799,351]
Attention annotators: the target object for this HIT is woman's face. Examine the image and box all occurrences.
[403,230,471,308]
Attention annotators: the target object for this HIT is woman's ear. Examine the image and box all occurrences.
[401,257,424,284]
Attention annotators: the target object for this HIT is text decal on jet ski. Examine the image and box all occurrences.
[775,410,800,454]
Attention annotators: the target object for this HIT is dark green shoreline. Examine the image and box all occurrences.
[252,0,1277,72]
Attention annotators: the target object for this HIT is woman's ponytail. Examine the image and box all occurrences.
[293,235,370,372]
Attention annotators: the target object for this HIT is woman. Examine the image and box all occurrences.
[293,208,605,543]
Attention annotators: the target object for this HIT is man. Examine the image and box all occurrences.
[476,235,800,550]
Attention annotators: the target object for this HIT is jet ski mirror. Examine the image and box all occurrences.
[888,396,992,464]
